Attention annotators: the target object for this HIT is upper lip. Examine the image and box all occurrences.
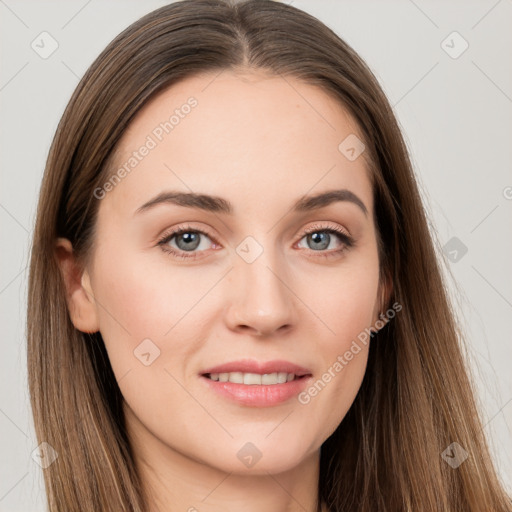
[201,359,312,377]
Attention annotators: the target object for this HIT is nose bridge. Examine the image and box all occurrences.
[226,235,297,335]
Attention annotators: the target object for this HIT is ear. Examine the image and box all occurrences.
[379,269,393,313]
[373,268,394,325]
[55,237,99,333]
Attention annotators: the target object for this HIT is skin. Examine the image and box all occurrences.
[56,69,390,512]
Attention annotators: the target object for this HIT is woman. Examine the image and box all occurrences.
[27,0,512,510]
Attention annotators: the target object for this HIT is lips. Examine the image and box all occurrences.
[200,359,313,407]
[201,359,312,377]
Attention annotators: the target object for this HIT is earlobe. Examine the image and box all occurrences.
[380,271,394,313]
[55,237,100,333]
[373,270,394,328]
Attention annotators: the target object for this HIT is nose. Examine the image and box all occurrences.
[224,251,298,337]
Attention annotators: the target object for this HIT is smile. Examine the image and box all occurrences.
[204,372,301,385]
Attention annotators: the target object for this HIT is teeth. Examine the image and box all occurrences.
[207,372,297,385]
[262,373,277,385]
[244,373,261,385]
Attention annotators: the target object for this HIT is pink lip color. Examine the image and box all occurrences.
[200,359,313,407]
[201,359,311,376]
[201,375,312,407]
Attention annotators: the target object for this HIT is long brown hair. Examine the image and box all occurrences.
[27,0,511,510]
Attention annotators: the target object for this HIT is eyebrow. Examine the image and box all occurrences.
[134,189,368,217]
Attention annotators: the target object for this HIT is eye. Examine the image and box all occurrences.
[157,224,217,260]
[157,223,354,261]
[296,223,354,258]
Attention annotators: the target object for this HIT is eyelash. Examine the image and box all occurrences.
[156,223,354,261]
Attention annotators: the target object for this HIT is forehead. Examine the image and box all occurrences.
[101,69,373,218]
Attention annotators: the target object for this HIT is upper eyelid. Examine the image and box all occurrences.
[158,224,215,243]
[303,222,351,237]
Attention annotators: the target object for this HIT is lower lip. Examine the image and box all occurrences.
[200,375,312,407]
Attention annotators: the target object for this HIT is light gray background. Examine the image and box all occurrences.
[1,0,511,510]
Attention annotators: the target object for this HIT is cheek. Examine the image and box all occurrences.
[294,253,379,427]
[299,248,380,343]
[88,245,221,383]
[91,238,224,333]
[88,249,216,435]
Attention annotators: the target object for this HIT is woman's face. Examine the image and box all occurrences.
[66,70,384,475]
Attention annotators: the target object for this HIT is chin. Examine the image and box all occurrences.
[201,437,318,476]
